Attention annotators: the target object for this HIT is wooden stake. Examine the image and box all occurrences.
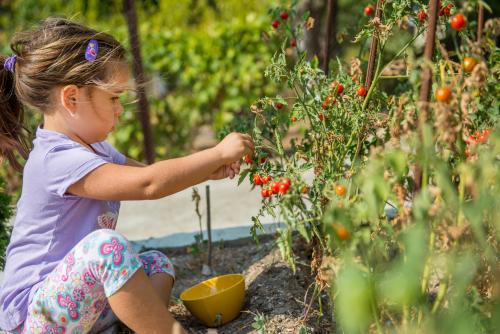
[414,0,439,194]
[477,4,484,42]
[364,0,384,89]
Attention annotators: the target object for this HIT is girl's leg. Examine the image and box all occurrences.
[20,229,186,334]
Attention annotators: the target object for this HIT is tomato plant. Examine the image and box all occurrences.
[228,0,499,332]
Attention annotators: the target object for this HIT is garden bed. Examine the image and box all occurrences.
[118,234,333,333]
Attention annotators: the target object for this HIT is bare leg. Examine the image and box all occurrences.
[108,268,187,334]
[150,273,174,307]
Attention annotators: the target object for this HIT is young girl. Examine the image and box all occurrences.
[0,18,254,334]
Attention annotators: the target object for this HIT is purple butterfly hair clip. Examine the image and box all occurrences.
[4,55,17,72]
[85,39,99,62]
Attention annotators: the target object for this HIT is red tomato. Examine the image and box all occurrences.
[275,102,284,110]
[253,174,263,186]
[319,112,324,121]
[435,87,452,103]
[282,178,291,187]
[262,175,271,184]
[278,182,289,194]
[417,10,427,22]
[331,81,344,95]
[272,20,280,29]
[450,13,466,31]
[280,11,289,20]
[244,154,252,164]
[364,5,374,16]
[271,181,280,194]
[301,186,309,194]
[290,39,297,47]
[357,86,367,97]
[291,116,297,123]
[321,101,329,110]
[439,3,453,17]
[260,156,268,164]
[261,188,270,198]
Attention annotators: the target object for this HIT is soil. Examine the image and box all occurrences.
[117,235,333,333]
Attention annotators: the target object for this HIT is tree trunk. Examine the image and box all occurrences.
[123,0,155,164]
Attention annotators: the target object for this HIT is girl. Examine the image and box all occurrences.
[0,18,254,334]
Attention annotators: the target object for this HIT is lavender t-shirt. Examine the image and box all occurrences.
[0,126,126,331]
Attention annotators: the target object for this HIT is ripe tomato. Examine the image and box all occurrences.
[464,147,471,158]
[301,186,309,194]
[435,87,452,103]
[364,5,374,16]
[321,101,329,110]
[331,81,344,95]
[271,181,280,194]
[261,188,270,198]
[417,10,427,22]
[282,178,291,186]
[244,154,252,164]
[439,3,453,17]
[260,156,268,164]
[262,175,271,184]
[291,116,297,123]
[272,20,280,29]
[275,102,284,109]
[335,224,349,240]
[319,112,324,121]
[280,11,289,20]
[278,182,289,194]
[253,174,263,186]
[335,184,347,196]
[290,39,297,48]
[357,86,367,97]
[450,13,466,31]
[462,57,477,73]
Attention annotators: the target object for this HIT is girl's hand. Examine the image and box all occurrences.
[214,132,254,164]
[209,161,241,180]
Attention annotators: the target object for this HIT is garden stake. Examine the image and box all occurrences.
[202,184,213,276]
[414,0,439,194]
[477,3,484,42]
[364,0,384,90]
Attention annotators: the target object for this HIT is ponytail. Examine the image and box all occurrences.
[0,55,30,173]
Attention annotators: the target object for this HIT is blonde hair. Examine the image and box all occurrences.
[0,17,127,172]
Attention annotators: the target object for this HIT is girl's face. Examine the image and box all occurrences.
[71,66,130,144]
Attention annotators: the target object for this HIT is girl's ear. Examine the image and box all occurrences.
[60,84,80,116]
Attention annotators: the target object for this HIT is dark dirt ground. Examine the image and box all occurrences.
[117,235,334,333]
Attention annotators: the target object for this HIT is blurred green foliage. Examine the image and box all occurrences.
[0,178,13,270]
[0,0,278,162]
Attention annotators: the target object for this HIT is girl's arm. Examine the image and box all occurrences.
[67,132,253,201]
[125,157,147,167]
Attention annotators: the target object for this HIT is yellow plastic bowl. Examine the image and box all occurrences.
[180,273,245,327]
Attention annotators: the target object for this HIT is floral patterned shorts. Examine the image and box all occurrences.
[11,229,175,334]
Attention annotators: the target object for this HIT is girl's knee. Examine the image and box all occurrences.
[139,250,176,279]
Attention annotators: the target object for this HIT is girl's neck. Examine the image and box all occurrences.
[43,115,96,153]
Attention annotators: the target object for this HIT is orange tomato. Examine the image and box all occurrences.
[462,57,477,73]
[335,185,347,196]
[334,224,349,240]
[435,87,452,103]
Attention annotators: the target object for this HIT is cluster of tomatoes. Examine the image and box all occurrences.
[464,129,492,158]
[253,174,292,198]
[415,3,466,31]
[435,56,478,103]
[271,11,297,48]
[318,81,367,121]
